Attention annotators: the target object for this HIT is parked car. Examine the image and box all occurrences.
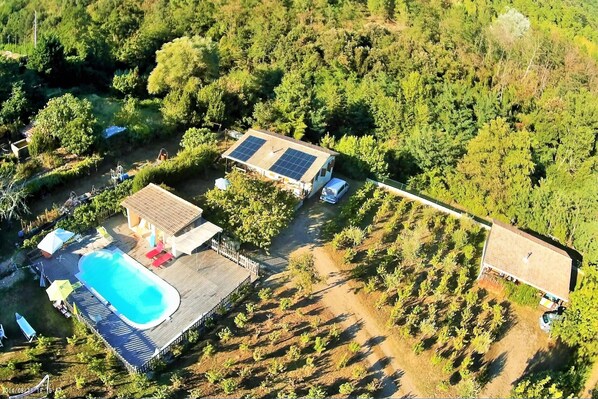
[320,178,349,204]
[539,311,561,332]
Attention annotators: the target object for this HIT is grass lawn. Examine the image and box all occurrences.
[82,93,163,133]
[0,273,73,344]
[82,94,123,129]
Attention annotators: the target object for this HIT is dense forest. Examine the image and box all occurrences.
[0,0,597,267]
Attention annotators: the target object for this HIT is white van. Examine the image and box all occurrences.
[320,178,349,204]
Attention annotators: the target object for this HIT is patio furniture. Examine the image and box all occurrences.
[145,242,164,259]
[97,226,114,242]
[152,252,174,268]
[53,301,72,319]
[15,313,36,342]
[0,324,6,347]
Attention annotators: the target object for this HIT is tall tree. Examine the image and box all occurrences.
[553,265,598,359]
[27,35,67,84]
[449,118,535,222]
[148,36,219,126]
[147,36,219,95]
[0,82,29,127]
[32,94,97,156]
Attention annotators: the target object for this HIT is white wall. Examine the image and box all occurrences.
[309,156,335,197]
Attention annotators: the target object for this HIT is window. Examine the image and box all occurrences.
[320,168,326,177]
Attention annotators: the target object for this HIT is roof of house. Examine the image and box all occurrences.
[483,220,573,301]
[222,129,338,183]
[121,184,202,236]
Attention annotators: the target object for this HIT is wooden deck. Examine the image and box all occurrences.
[39,215,252,369]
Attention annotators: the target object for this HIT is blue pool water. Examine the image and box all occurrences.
[77,249,180,330]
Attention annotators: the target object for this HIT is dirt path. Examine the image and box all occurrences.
[260,187,422,397]
[481,305,572,398]
[307,246,420,397]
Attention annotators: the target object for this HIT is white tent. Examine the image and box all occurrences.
[37,228,75,256]
[215,178,231,191]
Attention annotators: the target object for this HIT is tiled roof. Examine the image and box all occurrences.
[121,184,202,236]
[483,220,573,301]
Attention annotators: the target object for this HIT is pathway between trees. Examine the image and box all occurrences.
[261,195,421,397]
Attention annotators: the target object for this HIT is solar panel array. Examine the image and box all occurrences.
[269,148,317,181]
[228,136,266,162]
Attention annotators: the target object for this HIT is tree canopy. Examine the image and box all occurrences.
[0,0,597,265]
[31,94,97,156]
[203,171,298,249]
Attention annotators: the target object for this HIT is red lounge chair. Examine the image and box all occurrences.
[145,242,164,259]
[152,252,173,268]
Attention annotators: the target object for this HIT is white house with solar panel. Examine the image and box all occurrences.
[222,129,339,198]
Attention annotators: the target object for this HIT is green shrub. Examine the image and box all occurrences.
[218,327,233,342]
[204,170,298,249]
[258,288,272,301]
[74,375,86,389]
[288,253,320,295]
[220,378,238,394]
[27,362,42,375]
[313,336,328,354]
[339,382,355,395]
[132,145,216,192]
[205,370,222,384]
[308,385,327,399]
[279,298,292,311]
[25,155,102,195]
[180,127,218,149]
[153,385,172,399]
[336,353,350,369]
[202,343,216,357]
[56,179,132,233]
[170,372,185,390]
[504,281,540,306]
[54,388,68,399]
[188,329,200,344]
[15,158,41,180]
[234,312,248,328]
[252,348,264,362]
[348,342,361,353]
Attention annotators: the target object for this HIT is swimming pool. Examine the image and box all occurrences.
[77,249,180,330]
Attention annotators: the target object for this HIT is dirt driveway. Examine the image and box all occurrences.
[262,181,420,397]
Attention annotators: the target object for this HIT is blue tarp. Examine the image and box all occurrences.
[104,126,126,139]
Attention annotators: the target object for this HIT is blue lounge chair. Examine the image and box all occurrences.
[0,324,6,347]
[15,313,36,342]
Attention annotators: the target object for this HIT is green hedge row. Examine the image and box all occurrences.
[56,180,133,233]
[132,145,217,192]
[25,155,103,196]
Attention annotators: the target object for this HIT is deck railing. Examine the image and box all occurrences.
[68,302,140,373]
[210,238,261,276]
[139,275,252,372]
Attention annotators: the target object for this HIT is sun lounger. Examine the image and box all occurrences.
[152,252,174,268]
[0,324,6,347]
[96,226,114,242]
[145,242,164,259]
[15,313,36,342]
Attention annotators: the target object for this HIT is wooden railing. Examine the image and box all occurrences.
[210,239,261,276]
[65,301,140,373]
[139,275,252,372]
